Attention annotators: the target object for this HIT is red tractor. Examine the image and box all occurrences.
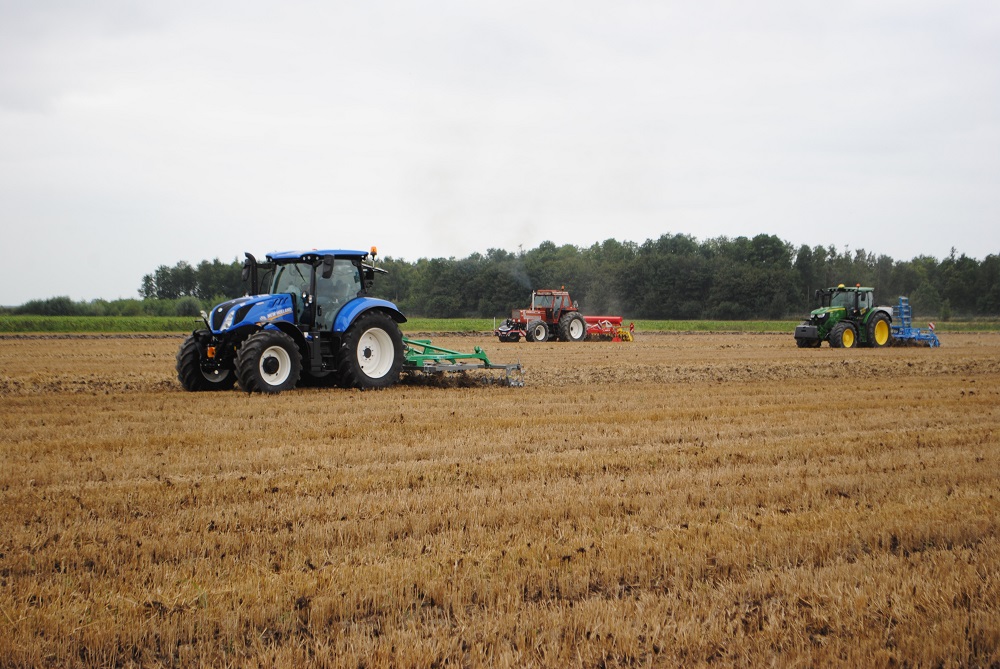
[495,289,633,343]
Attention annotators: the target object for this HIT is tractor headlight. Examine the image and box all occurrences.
[221,309,236,331]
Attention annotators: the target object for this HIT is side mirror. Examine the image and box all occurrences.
[321,255,335,280]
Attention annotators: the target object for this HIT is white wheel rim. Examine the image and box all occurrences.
[259,345,292,385]
[357,327,394,378]
[202,368,230,384]
[569,319,584,339]
[533,324,546,340]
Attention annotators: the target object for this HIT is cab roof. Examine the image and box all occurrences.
[266,249,369,262]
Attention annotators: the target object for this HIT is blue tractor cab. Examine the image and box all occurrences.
[177,247,407,393]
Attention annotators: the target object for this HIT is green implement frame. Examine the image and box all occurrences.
[402,338,524,386]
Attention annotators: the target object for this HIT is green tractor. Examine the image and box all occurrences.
[794,284,893,349]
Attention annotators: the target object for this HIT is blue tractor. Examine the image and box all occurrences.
[176,247,406,393]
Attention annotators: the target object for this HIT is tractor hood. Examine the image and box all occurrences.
[208,294,296,333]
[809,306,844,322]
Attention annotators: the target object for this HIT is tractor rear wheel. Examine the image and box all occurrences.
[236,330,302,393]
[525,320,549,343]
[867,312,892,348]
[176,334,237,391]
[336,311,404,389]
[558,312,587,342]
[829,322,857,349]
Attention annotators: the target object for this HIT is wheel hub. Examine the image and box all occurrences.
[262,356,280,375]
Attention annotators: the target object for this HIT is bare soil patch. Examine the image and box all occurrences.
[1,333,998,667]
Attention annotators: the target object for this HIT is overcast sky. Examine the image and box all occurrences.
[2,1,999,305]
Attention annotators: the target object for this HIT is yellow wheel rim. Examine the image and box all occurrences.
[874,320,889,346]
[842,327,855,348]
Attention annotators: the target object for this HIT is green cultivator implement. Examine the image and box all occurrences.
[403,338,524,386]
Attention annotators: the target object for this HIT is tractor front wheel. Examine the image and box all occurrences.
[829,322,857,349]
[236,330,302,393]
[867,312,892,348]
[525,320,549,343]
[558,312,587,342]
[176,334,237,391]
[336,311,404,389]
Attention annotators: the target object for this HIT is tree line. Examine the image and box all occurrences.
[371,234,997,320]
[8,234,1000,319]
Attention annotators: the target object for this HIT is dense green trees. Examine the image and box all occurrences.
[7,236,999,319]
[139,258,244,301]
[373,235,994,319]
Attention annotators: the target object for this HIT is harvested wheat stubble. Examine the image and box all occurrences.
[0,333,998,667]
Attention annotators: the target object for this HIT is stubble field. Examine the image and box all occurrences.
[1,332,998,667]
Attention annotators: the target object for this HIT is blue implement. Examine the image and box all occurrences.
[891,297,940,347]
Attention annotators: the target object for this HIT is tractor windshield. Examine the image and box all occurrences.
[271,262,312,297]
[830,291,855,309]
[532,294,554,310]
[270,262,313,321]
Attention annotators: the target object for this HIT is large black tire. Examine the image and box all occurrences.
[866,312,892,348]
[336,311,404,389]
[525,320,549,343]
[558,312,587,342]
[829,322,857,349]
[176,334,237,391]
[235,330,302,394]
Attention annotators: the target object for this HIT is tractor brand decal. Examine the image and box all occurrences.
[260,307,293,322]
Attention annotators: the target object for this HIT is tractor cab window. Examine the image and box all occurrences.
[830,291,854,309]
[315,259,361,329]
[532,294,554,310]
[858,292,871,311]
[271,262,312,318]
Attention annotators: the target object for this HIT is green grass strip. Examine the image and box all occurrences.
[1,315,997,334]
[0,316,200,333]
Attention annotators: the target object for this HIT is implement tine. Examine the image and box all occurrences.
[402,336,524,386]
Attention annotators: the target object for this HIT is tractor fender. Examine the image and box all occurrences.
[261,320,307,345]
[221,320,306,354]
[863,306,893,324]
[332,298,407,333]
